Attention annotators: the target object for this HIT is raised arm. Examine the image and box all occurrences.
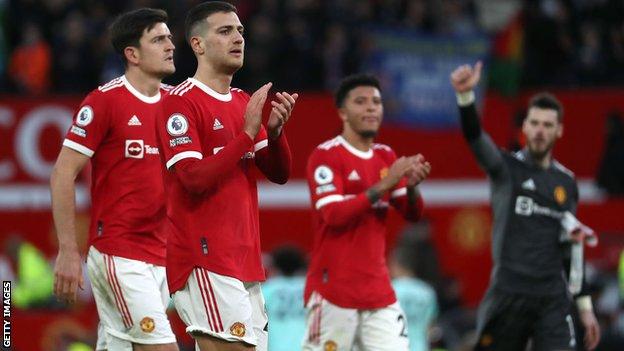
[450,62,506,179]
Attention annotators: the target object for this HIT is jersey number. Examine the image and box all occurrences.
[398,314,408,338]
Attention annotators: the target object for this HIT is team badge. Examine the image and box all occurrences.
[229,322,246,337]
[323,340,337,351]
[76,106,94,126]
[140,317,155,333]
[380,167,388,179]
[554,186,567,205]
[314,165,333,185]
[167,113,189,136]
[479,334,493,347]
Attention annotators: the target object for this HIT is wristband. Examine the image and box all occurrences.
[366,188,381,204]
[456,91,475,107]
[576,295,593,312]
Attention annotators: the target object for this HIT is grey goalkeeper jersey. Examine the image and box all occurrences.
[461,105,579,296]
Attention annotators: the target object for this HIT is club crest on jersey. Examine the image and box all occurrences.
[140,317,155,333]
[167,113,188,136]
[324,340,338,351]
[554,186,567,205]
[76,106,94,126]
[229,322,246,337]
[380,167,388,179]
[314,165,333,185]
[125,139,144,159]
[479,334,493,347]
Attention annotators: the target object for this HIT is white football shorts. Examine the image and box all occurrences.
[172,267,268,350]
[87,246,175,350]
[302,291,409,351]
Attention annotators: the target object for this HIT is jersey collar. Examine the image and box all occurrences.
[337,136,373,159]
[518,148,555,171]
[122,75,161,104]
[188,78,232,102]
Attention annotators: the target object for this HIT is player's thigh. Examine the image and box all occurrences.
[474,292,533,351]
[533,296,576,351]
[356,302,409,351]
[195,334,255,351]
[172,268,259,348]
[87,247,175,348]
[133,343,179,351]
[302,291,358,351]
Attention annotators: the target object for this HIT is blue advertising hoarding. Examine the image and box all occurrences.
[363,29,490,129]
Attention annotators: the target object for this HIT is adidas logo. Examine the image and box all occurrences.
[348,170,360,181]
[522,178,536,191]
[128,115,142,126]
[213,118,224,130]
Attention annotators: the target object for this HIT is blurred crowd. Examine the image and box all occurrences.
[2,0,624,96]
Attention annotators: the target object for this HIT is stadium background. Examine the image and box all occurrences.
[1,0,624,350]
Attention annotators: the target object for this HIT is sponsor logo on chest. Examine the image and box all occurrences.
[125,139,159,159]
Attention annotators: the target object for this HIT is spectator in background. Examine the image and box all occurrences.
[577,22,605,84]
[7,21,51,94]
[522,0,576,86]
[238,13,278,89]
[390,246,438,351]
[402,0,433,31]
[52,11,98,92]
[596,111,624,196]
[435,0,478,35]
[4,234,55,309]
[262,246,307,351]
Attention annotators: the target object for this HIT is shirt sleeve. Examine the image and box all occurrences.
[459,103,507,180]
[157,94,203,169]
[255,126,291,185]
[62,91,109,157]
[307,149,370,228]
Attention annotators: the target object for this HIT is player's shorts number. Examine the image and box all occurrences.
[398,314,408,338]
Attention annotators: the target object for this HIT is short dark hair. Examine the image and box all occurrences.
[185,1,237,43]
[528,92,563,122]
[110,8,168,66]
[335,74,381,108]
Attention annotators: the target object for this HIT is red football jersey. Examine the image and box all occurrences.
[62,76,170,265]
[157,78,270,293]
[304,136,421,309]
